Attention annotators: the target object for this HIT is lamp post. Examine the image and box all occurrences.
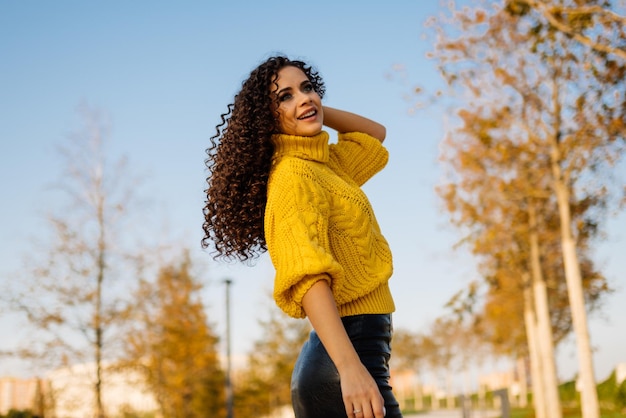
[224,278,234,418]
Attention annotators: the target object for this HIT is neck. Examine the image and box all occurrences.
[272,131,329,163]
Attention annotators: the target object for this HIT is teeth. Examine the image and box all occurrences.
[299,110,316,119]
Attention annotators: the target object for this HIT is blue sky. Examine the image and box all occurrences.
[1,0,624,386]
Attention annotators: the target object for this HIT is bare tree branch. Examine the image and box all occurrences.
[521,0,626,60]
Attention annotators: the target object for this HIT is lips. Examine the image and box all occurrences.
[297,109,317,120]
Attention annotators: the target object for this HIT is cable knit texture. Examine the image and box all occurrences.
[265,130,395,319]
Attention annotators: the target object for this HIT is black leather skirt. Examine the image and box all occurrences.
[291,314,403,417]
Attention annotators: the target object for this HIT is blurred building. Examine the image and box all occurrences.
[0,376,43,415]
[46,362,159,418]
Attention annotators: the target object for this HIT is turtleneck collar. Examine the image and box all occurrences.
[271,131,330,163]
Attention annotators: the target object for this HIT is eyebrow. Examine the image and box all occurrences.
[276,86,292,95]
[276,80,310,95]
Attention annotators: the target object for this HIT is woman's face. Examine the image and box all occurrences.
[271,66,323,136]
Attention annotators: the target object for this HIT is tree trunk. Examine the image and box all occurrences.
[548,83,599,418]
[95,177,105,418]
[516,357,528,408]
[529,203,562,418]
[523,277,547,418]
[397,384,406,411]
[551,164,599,418]
[432,377,439,410]
[532,272,563,418]
[414,377,423,411]
[446,371,455,409]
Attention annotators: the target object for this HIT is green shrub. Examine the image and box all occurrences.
[597,371,617,402]
[4,409,35,418]
[615,378,626,411]
[559,379,579,403]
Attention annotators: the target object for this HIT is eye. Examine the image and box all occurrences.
[303,82,314,92]
[279,92,292,102]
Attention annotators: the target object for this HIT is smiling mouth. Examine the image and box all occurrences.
[298,110,317,120]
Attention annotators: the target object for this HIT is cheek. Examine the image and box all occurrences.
[277,106,293,125]
[274,112,289,133]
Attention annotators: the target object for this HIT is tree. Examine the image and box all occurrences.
[391,329,426,374]
[498,4,624,417]
[234,297,309,417]
[390,328,432,411]
[513,0,626,60]
[437,109,566,417]
[123,251,225,418]
[6,104,144,418]
[430,317,471,409]
[393,314,484,410]
[425,1,624,417]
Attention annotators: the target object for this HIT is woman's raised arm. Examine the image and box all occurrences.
[323,107,386,142]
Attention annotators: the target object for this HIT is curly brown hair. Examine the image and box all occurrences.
[202,56,326,261]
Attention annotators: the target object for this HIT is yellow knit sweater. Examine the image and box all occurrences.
[264,130,395,319]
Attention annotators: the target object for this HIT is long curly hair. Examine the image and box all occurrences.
[202,55,326,261]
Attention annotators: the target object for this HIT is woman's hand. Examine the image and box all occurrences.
[338,360,386,418]
[302,280,386,418]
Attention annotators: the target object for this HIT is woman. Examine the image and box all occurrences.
[202,55,402,418]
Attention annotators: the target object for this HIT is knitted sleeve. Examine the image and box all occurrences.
[330,131,389,186]
[265,161,345,319]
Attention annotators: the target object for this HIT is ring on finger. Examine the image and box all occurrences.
[353,409,362,414]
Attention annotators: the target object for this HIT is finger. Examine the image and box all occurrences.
[344,403,357,417]
[353,406,368,418]
[375,405,386,418]
[372,397,386,418]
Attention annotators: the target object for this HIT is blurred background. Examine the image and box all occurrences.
[1,1,624,417]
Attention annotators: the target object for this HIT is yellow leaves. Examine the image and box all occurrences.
[504,0,531,17]
[476,9,487,24]
[41,312,65,327]
[494,66,517,87]
[124,255,225,416]
[608,117,625,136]
[562,9,594,31]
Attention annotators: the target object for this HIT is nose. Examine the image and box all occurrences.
[296,91,312,106]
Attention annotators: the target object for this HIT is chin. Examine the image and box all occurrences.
[303,125,323,136]
[283,124,323,137]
